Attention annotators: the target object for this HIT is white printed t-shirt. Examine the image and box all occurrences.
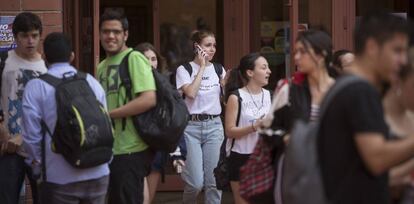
[176,61,225,115]
[1,50,47,137]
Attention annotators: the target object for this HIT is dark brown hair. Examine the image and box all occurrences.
[12,12,42,36]
[224,53,263,101]
[191,30,215,44]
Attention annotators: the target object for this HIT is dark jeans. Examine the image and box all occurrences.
[108,150,153,204]
[39,175,109,204]
[0,154,25,204]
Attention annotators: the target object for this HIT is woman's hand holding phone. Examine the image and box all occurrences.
[195,44,207,68]
[195,44,208,58]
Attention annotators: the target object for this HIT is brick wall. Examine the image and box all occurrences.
[0,0,63,52]
[0,2,63,203]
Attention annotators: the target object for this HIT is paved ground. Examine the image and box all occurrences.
[21,191,234,204]
[153,191,234,204]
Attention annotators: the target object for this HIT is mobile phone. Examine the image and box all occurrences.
[194,44,207,58]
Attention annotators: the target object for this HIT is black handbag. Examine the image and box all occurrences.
[214,138,235,190]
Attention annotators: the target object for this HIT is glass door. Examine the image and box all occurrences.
[255,0,294,89]
[63,0,99,74]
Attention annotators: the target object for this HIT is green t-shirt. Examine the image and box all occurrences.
[97,48,156,155]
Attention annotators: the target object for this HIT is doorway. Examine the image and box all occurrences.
[100,0,154,60]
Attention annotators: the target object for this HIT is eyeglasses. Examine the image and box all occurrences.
[100,29,124,35]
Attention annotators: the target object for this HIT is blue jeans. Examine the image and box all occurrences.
[181,117,224,204]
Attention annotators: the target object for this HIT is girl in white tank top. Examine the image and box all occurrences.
[224,53,272,204]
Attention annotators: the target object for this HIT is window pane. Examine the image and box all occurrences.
[259,0,290,90]
[159,0,220,71]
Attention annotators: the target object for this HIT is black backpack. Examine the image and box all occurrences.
[119,51,190,153]
[39,72,114,169]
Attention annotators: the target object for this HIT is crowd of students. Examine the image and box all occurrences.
[1,8,414,204]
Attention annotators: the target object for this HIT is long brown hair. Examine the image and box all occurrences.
[135,42,168,73]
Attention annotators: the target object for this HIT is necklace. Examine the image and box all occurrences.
[245,86,264,111]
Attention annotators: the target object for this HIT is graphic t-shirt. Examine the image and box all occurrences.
[1,50,47,137]
[97,48,156,155]
[175,61,226,115]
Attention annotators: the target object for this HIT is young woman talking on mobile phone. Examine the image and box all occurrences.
[175,30,226,204]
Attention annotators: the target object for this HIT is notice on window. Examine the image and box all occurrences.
[0,16,16,52]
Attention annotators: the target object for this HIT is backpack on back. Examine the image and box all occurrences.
[119,51,190,153]
[282,75,363,204]
[40,72,114,169]
[170,62,223,90]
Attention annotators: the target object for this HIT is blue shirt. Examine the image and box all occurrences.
[22,63,109,184]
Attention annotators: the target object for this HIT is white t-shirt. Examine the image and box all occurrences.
[176,61,226,115]
[230,88,272,154]
[1,50,47,137]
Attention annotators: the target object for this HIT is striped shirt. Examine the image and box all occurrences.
[310,104,320,121]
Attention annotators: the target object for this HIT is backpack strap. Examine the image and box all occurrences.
[40,71,83,88]
[317,75,362,123]
[75,71,87,79]
[213,63,224,97]
[160,152,168,183]
[213,63,223,79]
[228,89,243,151]
[179,63,193,99]
[182,62,193,77]
[40,120,52,182]
[39,74,62,88]
[118,51,134,130]
[234,89,242,126]
[182,62,223,79]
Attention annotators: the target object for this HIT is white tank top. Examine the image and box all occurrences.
[231,88,272,154]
